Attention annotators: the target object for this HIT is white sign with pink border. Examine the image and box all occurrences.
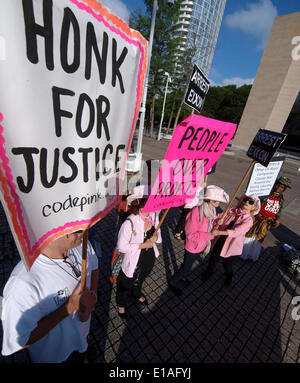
[0,0,147,269]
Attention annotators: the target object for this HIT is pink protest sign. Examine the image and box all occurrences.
[143,115,236,213]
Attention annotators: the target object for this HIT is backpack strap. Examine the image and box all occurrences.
[125,217,136,236]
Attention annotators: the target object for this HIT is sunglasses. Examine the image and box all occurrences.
[63,255,81,278]
[243,197,255,205]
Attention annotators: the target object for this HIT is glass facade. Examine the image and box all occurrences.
[174,0,226,76]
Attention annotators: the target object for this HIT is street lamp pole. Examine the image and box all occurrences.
[157,72,170,141]
[135,0,158,161]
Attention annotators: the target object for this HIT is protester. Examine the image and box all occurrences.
[240,176,291,262]
[202,194,260,288]
[118,159,160,225]
[174,182,206,242]
[115,185,161,319]
[244,176,291,243]
[169,185,229,295]
[1,230,99,363]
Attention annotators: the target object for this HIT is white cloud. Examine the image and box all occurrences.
[211,77,254,87]
[222,77,254,87]
[98,0,131,23]
[225,0,278,49]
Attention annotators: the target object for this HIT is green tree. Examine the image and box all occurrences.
[129,0,181,137]
[202,84,252,124]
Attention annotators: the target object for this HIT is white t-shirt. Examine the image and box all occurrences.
[1,242,98,363]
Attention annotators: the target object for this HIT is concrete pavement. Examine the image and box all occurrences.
[0,135,299,364]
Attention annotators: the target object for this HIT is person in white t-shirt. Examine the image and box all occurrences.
[1,230,99,363]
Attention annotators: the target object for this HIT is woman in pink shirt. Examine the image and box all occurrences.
[201,194,260,288]
[169,185,229,295]
[115,186,162,319]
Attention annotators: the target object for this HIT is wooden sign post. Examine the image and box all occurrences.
[80,229,89,291]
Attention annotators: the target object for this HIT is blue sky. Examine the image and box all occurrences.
[100,0,300,87]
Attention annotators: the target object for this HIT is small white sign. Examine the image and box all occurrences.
[246,159,284,197]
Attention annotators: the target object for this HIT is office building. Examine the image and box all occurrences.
[233,12,300,156]
[174,0,226,76]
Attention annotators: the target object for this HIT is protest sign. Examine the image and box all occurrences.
[215,130,286,225]
[0,0,147,269]
[184,65,210,113]
[246,129,287,167]
[143,115,236,213]
[245,157,285,197]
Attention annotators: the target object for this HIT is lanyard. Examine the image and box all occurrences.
[42,253,81,282]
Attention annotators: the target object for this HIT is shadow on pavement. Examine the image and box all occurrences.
[113,209,300,363]
[1,206,299,363]
[160,208,183,281]
[270,224,300,249]
[88,209,121,362]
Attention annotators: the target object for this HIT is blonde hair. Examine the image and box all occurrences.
[236,196,259,220]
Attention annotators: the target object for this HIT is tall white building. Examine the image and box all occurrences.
[174,0,226,76]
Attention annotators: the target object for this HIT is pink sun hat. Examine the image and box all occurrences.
[126,185,146,208]
[204,185,230,203]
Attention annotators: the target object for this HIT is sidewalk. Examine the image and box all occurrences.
[90,205,300,363]
[0,136,299,364]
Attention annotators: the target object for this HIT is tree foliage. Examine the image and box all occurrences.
[201,84,252,124]
[153,84,252,128]
[129,0,181,136]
